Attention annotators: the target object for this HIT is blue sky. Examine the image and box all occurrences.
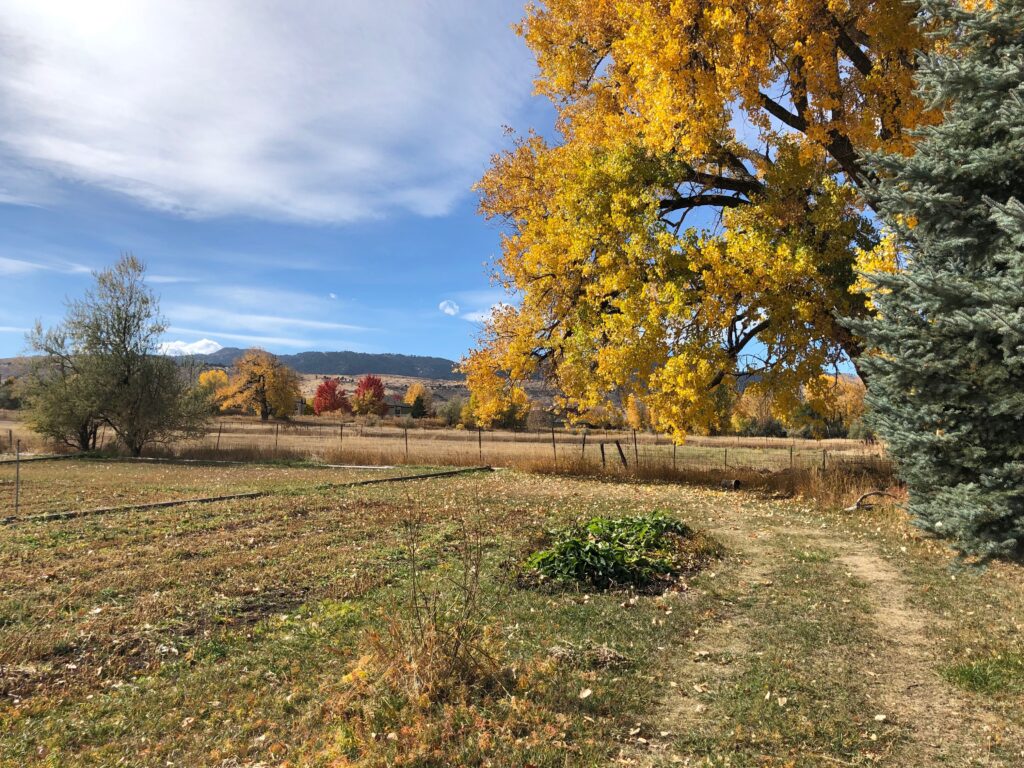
[0,1,553,360]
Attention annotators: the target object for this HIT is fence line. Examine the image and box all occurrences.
[2,418,893,517]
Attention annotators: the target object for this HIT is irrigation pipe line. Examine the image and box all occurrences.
[1,454,403,470]
[1,465,493,526]
[77,455,402,470]
[0,453,77,465]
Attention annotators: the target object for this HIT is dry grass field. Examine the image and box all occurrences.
[151,415,885,475]
[2,459,1023,766]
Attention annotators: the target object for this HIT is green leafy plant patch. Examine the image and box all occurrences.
[523,512,719,591]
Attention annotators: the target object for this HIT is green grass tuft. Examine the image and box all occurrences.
[943,653,1024,694]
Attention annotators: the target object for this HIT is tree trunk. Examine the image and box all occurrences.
[78,424,93,452]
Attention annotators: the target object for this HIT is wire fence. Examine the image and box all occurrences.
[171,417,889,473]
[1,416,894,517]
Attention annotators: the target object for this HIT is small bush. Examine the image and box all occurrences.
[524,512,716,590]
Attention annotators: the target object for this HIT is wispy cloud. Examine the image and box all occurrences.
[449,289,514,324]
[0,1,532,222]
[0,325,29,333]
[438,299,460,316]
[0,255,90,276]
[168,326,313,349]
[148,274,199,284]
[166,304,370,334]
[461,302,512,324]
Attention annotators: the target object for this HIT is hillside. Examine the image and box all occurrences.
[1,348,461,382]
[198,347,460,380]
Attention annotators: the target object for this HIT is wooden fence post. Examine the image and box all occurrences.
[339,423,344,451]
[551,424,557,462]
[216,423,222,451]
[275,424,279,452]
[581,431,587,457]
[615,440,628,468]
[632,429,639,464]
[405,428,409,462]
[600,442,606,468]
[478,428,483,463]
[673,442,677,471]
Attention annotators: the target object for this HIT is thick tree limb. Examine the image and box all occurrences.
[844,491,898,512]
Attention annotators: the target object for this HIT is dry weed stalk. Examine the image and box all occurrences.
[348,509,510,708]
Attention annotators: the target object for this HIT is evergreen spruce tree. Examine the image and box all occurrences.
[858,0,1024,558]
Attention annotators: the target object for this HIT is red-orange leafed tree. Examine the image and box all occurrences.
[312,377,351,416]
[353,374,387,416]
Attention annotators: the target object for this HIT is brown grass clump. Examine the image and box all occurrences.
[332,515,515,765]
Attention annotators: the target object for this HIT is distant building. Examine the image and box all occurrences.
[384,395,413,418]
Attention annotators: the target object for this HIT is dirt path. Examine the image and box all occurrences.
[634,495,1017,767]
[834,547,1006,765]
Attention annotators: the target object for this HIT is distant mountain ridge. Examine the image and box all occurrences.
[197,347,461,379]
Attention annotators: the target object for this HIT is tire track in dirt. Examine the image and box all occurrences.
[631,495,1019,766]
[833,547,1013,766]
[622,499,785,765]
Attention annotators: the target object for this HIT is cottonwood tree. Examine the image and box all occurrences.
[464,0,938,439]
[198,369,229,391]
[856,0,1024,558]
[218,349,301,421]
[24,255,209,455]
[403,382,432,411]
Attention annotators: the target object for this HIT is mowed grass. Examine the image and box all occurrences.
[1,462,1023,766]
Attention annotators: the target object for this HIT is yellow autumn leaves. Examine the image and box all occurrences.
[465,0,931,437]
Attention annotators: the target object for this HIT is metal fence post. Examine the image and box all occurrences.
[14,439,20,516]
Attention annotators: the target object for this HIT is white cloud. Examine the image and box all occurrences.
[0,325,29,333]
[158,338,223,356]
[328,292,337,300]
[0,255,90,276]
[0,1,534,222]
[439,299,460,316]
